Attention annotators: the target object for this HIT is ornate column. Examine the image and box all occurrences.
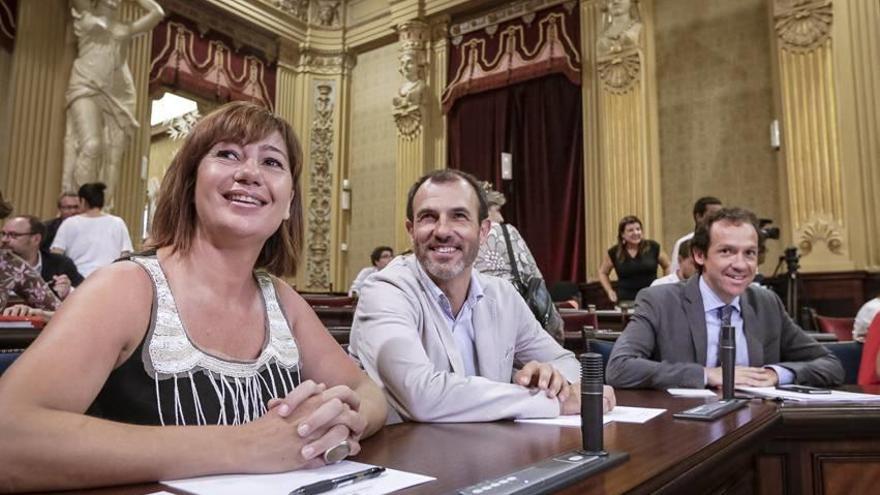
[116,2,157,244]
[392,19,433,250]
[829,0,880,271]
[276,45,355,291]
[0,0,70,218]
[771,0,854,271]
[581,0,662,280]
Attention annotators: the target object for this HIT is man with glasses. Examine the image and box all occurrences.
[41,192,82,251]
[2,215,83,299]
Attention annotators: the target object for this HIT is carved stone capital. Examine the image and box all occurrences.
[774,0,833,53]
[393,20,430,139]
[296,49,356,75]
[597,51,640,94]
[796,214,845,256]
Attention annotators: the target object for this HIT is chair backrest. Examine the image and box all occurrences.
[824,341,863,384]
[0,350,23,376]
[585,339,615,382]
[815,314,855,342]
[302,295,356,307]
[858,314,880,385]
[559,310,599,332]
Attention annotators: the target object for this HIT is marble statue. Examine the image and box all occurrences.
[63,0,164,210]
[598,0,642,56]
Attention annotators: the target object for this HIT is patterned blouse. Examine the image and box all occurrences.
[475,222,545,283]
[0,249,61,312]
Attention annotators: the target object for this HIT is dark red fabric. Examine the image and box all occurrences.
[858,314,880,385]
[0,0,16,53]
[149,14,276,109]
[448,74,585,284]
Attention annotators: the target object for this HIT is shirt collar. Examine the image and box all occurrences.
[416,260,484,312]
[699,275,741,314]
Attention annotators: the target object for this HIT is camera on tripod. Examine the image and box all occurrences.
[782,246,800,274]
[759,218,780,240]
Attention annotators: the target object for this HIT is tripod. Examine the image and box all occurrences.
[772,247,802,322]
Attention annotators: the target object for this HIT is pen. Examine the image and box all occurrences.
[289,466,386,495]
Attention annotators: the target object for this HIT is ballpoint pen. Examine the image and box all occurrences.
[289,466,386,495]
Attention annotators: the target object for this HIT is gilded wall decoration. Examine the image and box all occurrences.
[774,0,833,53]
[449,0,574,40]
[393,21,429,140]
[597,52,640,94]
[307,82,335,290]
[314,0,340,27]
[274,0,309,22]
[163,0,278,61]
[796,214,844,255]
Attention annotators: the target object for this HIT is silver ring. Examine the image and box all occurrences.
[322,440,351,464]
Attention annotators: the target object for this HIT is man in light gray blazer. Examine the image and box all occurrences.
[350,169,616,423]
[607,207,843,390]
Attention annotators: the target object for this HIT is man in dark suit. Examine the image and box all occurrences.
[2,215,83,299]
[41,192,81,251]
[607,207,843,390]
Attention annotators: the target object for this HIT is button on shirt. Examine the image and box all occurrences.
[418,263,485,377]
[700,277,794,385]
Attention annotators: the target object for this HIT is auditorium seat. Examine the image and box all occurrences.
[824,341,863,384]
[0,350,22,376]
[815,314,855,342]
[302,294,355,307]
[857,314,880,385]
[585,339,615,380]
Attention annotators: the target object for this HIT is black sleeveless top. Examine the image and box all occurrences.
[88,255,301,426]
[608,240,661,302]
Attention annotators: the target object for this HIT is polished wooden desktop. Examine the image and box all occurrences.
[54,388,880,495]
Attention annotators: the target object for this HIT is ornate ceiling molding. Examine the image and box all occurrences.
[773,0,833,53]
[306,81,335,290]
[449,0,574,39]
[270,0,343,29]
[162,0,279,61]
[797,214,845,256]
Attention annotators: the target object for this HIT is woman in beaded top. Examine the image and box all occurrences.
[0,102,387,492]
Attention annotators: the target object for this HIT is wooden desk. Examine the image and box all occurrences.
[40,389,880,495]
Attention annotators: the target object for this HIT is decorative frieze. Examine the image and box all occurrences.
[796,214,844,256]
[449,0,574,39]
[306,82,335,290]
[296,50,356,75]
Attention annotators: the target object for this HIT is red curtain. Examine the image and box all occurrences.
[0,0,15,53]
[448,74,585,284]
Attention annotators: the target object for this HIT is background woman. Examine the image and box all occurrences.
[51,182,133,277]
[598,215,670,304]
[474,185,564,342]
[0,102,386,492]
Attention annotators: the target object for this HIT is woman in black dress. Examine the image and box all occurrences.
[598,215,670,304]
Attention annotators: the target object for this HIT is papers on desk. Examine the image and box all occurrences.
[163,461,434,495]
[737,386,880,403]
[515,406,666,427]
[667,388,718,398]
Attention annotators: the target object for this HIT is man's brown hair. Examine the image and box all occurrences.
[148,101,304,276]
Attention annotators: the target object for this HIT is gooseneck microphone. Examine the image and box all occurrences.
[720,324,736,400]
[580,352,606,455]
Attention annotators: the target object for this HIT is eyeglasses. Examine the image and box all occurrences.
[0,231,36,239]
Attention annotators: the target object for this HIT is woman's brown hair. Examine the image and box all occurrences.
[148,101,304,276]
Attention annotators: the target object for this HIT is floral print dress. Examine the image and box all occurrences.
[0,249,61,312]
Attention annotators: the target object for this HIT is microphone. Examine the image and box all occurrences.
[721,324,735,400]
[580,352,606,455]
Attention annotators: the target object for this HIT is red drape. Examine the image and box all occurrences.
[149,14,276,109]
[448,74,585,284]
[0,0,16,53]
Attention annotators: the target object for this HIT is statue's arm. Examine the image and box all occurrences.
[127,0,165,36]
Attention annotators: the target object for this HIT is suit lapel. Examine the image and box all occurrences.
[740,289,762,366]
[684,277,708,365]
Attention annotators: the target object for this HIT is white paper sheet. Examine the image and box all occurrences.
[163,461,434,495]
[667,388,718,398]
[737,386,880,403]
[515,406,666,427]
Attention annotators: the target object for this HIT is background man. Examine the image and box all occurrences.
[651,239,697,286]
[607,207,843,390]
[350,169,615,423]
[669,196,723,275]
[348,246,393,297]
[41,192,81,251]
[2,215,83,299]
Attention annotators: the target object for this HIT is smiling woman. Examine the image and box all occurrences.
[0,102,387,492]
